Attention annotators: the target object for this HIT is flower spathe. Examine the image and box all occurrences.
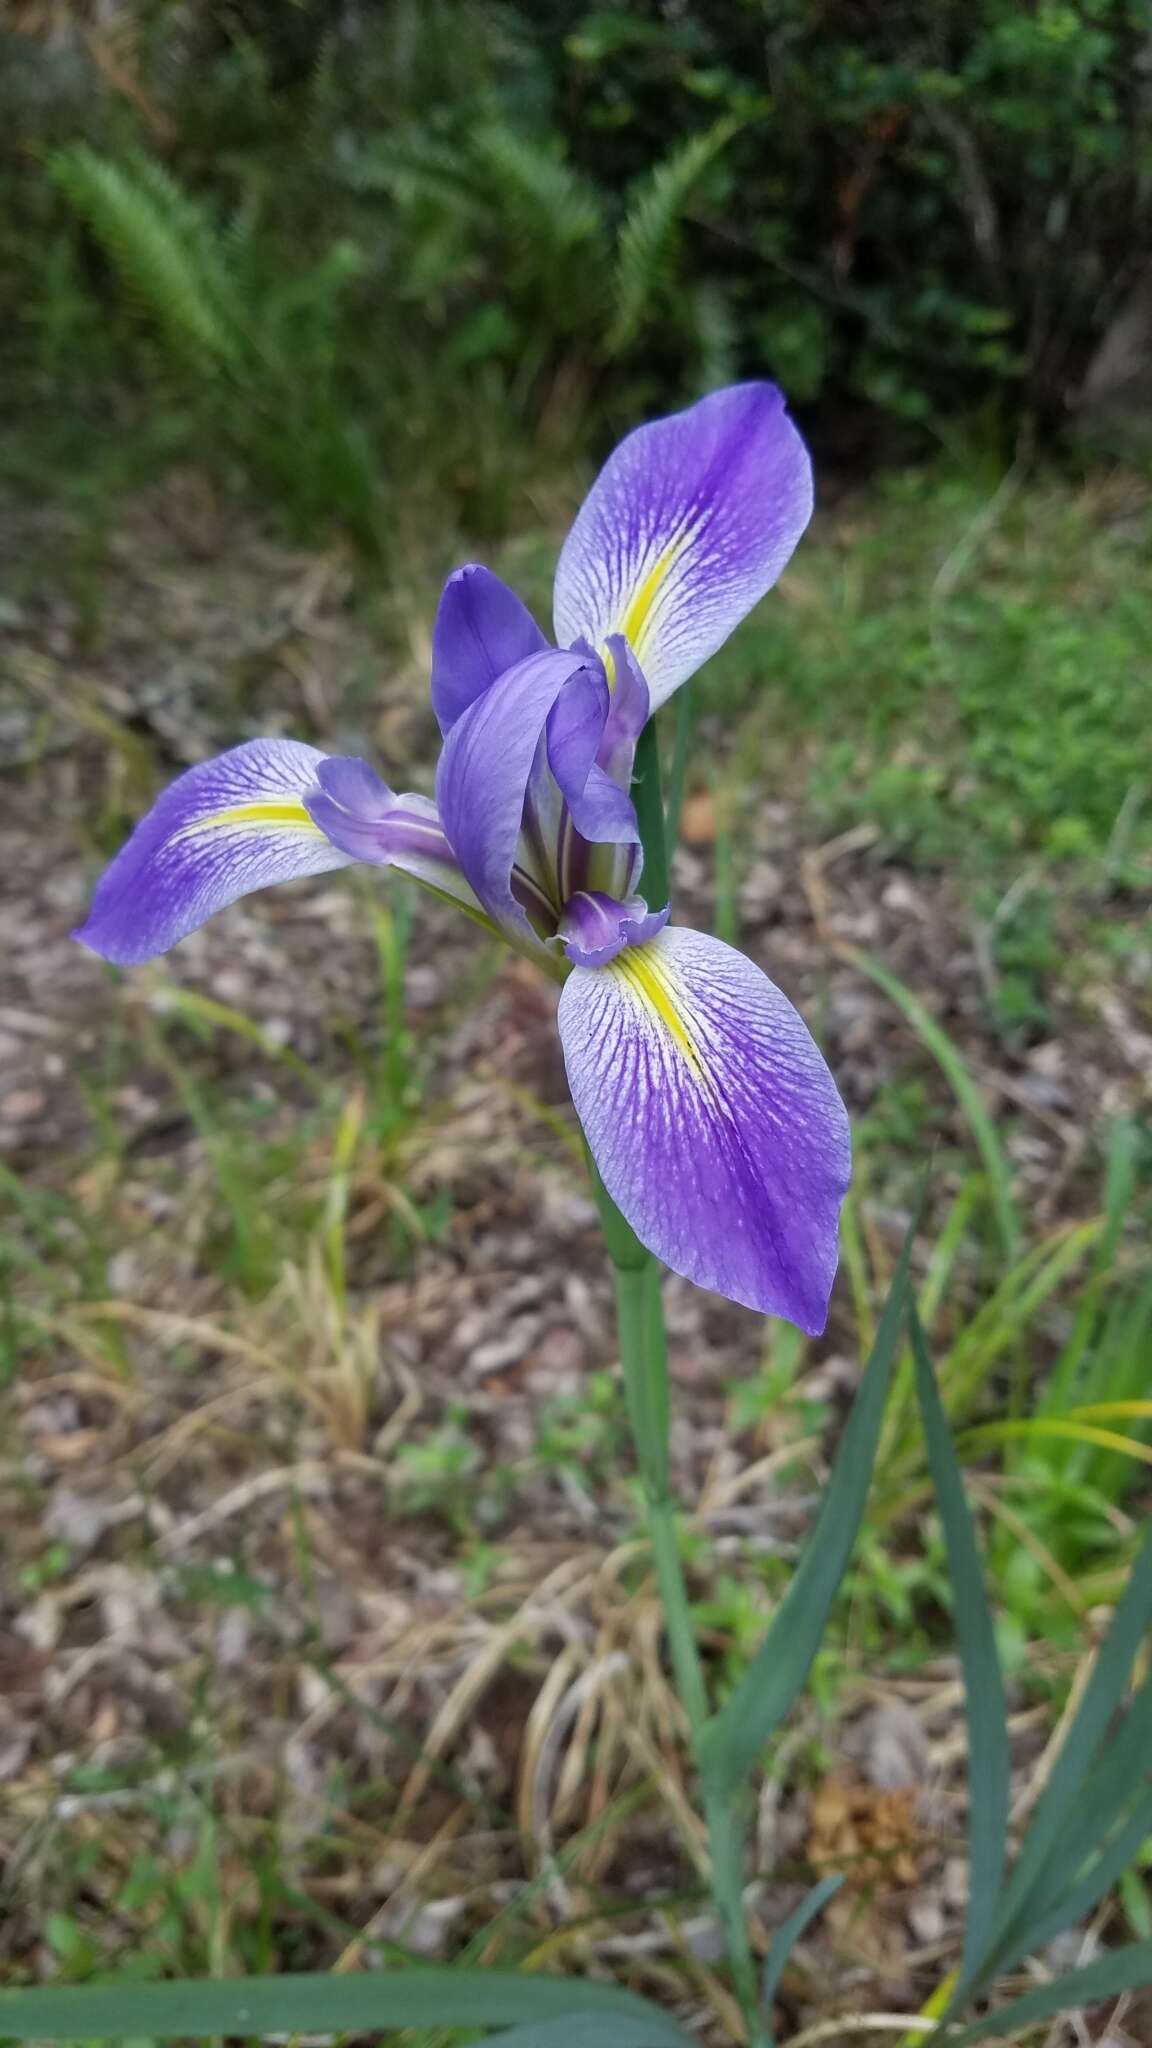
[76,382,850,1330]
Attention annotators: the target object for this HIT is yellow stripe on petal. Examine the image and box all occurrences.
[609,939,703,1072]
[618,533,692,661]
[173,799,325,840]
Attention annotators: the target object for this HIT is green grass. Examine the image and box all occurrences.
[707,465,1151,880]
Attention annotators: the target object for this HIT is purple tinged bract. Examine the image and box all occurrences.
[74,382,850,1329]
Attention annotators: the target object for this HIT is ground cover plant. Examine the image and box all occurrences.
[2,5,1152,2042]
[2,373,1151,2041]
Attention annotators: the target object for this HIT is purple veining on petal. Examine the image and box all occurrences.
[74,738,350,967]
[597,635,650,786]
[545,665,639,904]
[558,925,850,1328]
[305,758,450,867]
[434,645,590,950]
[553,382,813,713]
[557,890,670,968]
[431,563,548,737]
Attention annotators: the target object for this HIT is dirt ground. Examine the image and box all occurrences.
[2,480,1150,2042]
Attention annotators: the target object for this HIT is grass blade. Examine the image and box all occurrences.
[699,1210,917,1795]
[985,1518,1152,1967]
[0,1970,695,2043]
[911,1307,1009,1995]
[847,951,1019,1258]
[488,2022,692,2048]
[997,1785,1152,1975]
[945,1939,1152,2044]
[761,1875,844,2021]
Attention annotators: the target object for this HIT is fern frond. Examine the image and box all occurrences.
[608,117,740,355]
[49,145,246,373]
[688,280,740,392]
[473,122,604,258]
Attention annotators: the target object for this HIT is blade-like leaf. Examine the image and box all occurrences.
[945,1939,1152,2044]
[987,1517,1152,1955]
[761,1875,844,2019]
[488,2020,693,2048]
[699,1211,918,1796]
[911,1307,1009,1995]
[996,1784,1152,1977]
[990,1666,1152,1964]
[0,1969,696,2043]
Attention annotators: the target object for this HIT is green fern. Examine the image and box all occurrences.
[687,279,740,393]
[48,145,246,373]
[474,123,604,259]
[608,117,740,354]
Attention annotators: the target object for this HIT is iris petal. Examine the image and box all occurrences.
[557,926,850,1328]
[553,383,812,712]
[431,564,549,736]
[435,646,606,950]
[75,738,350,965]
[305,757,485,918]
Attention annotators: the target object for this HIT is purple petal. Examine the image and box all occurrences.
[558,891,670,968]
[597,635,650,786]
[434,646,591,948]
[553,383,813,711]
[545,664,639,849]
[304,756,485,915]
[431,564,549,736]
[557,926,850,1328]
[74,738,350,966]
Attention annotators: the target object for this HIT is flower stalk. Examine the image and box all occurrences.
[587,727,768,2045]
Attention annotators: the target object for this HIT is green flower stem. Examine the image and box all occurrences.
[615,713,766,2041]
[631,717,670,912]
[591,1163,764,2042]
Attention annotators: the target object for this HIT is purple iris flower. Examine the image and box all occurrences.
[76,384,851,1330]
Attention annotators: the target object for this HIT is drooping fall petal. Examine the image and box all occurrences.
[553,383,812,712]
[75,739,350,965]
[557,925,850,1329]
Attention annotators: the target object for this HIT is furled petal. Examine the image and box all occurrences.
[557,891,670,968]
[434,646,593,947]
[557,926,850,1328]
[75,738,350,966]
[597,635,650,786]
[305,757,486,917]
[545,664,639,848]
[553,383,812,712]
[431,563,548,736]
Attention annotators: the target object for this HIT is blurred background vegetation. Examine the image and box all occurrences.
[2,0,1152,2031]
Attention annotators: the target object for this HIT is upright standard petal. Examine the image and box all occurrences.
[431,564,548,736]
[75,738,350,965]
[558,926,850,1329]
[553,383,813,712]
[434,646,593,948]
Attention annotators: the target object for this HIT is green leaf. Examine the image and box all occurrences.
[0,1969,696,2043]
[985,1517,1152,1966]
[945,1939,1152,2044]
[699,1210,917,1795]
[488,2020,692,2047]
[609,118,739,352]
[847,952,1019,1259]
[1002,1784,1152,1972]
[910,1307,1009,1995]
[761,1874,843,2020]
[631,716,670,915]
[991,1667,1152,1968]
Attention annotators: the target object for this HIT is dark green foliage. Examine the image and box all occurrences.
[5,0,1149,554]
